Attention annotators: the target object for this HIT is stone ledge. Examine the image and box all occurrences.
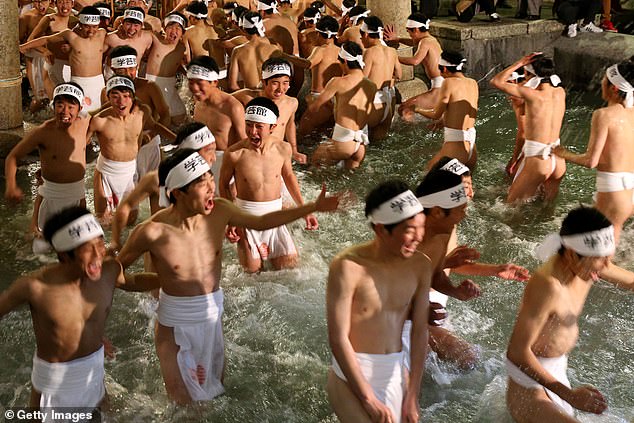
[527,18,564,34]
[396,78,429,101]
[470,21,528,39]
[430,21,472,41]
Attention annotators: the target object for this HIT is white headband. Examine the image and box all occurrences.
[507,71,523,82]
[524,75,561,89]
[111,54,137,69]
[78,13,100,25]
[350,10,369,25]
[53,83,84,104]
[51,214,104,252]
[185,10,207,19]
[262,63,292,80]
[406,18,430,30]
[341,3,355,15]
[316,28,338,38]
[164,14,186,29]
[535,226,616,261]
[439,57,466,71]
[606,64,634,108]
[440,158,469,176]
[418,183,468,209]
[524,63,536,75]
[107,76,135,94]
[256,0,277,13]
[369,190,424,225]
[360,21,383,37]
[245,105,277,124]
[339,46,365,69]
[165,152,211,197]
[304,11,321,23]
[241,16,266,37]
[179,126,215,150]
[187,64,222,81]
[123,9,144,22]
[97,7,111,18]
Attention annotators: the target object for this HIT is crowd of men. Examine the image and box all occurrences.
[2,0,634,421]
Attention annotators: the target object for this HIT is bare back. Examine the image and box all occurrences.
[442,76,478,130]
[593,104,634,172]
[522,84,566,143]
[333,74,376,130]
[263,14,299,55]
[232,38,279,89]
[364,44,399,89]
[309,43,341,93]
[418,36,442,80]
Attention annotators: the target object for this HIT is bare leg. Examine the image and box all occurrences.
[542,157,566,202]
[428,325,479,370]
[507,380,579,423]
[93,169,112,226]
[236,227,263,273]
[595,190,634,245]
[270,253,298,270]
[507,159,549,203]
[155,322,193,405]
[326,369,374,423]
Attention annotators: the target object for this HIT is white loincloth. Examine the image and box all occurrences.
[506,356,574,416]
[37,178,85,232]
[513,139,560,182]
[235,197,297,260]
[136,135,161,182]
[210,149,224,196]
[444,127,476,160]
[373,86,396,124]
[332,123,369,154]
[157,289,225,401]
[70,74,105,113]
[31,346,105,410]
[25,51,48,100]
[595,170,634,203]
[146,73,186,118]
[96,154,137,212]
[332,352,405,423]
[431,76,444,89]
[44,59,70,87]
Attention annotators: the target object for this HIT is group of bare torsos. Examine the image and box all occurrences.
[6,0,634,420]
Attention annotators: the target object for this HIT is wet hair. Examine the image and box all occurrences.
[415,168,463,216]
[42,206,92,259]
[310,0,325,12]
[342,0,356,10]
[316,15,339,38]
[158,148,204,203]
[607,61,634,100]
[348,5,367,20]
[262,57,293,80]
[338,41,363,70]
[223,1,238,10]
[189,55,220,73]
[530,55,555,78]
[231,5,248,22]
[185,1,208,17]
[429,156,472,177]
[245,96,280,118]
[174,121,207,146]
[124,6,145,21]
[53,81,83,106]
[79,5,100,18]
[259,0,277,15]
[303,7,320,22]
[558,206,612,255]
[439,51,466,73]
[110,44,137,59]
[362,16,383,39]
[407,12,429,32]
[365,180,412,233]
[241,11,262,35]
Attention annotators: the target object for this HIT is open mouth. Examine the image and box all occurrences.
[86,261,102,279]
[205,197,214,211]
[59,115,72,123]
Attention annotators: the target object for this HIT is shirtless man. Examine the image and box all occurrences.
[89,76,175,224]
[298,7,321,58]
[309,42,376,169]
[111,121,217,251]
[188,56,247,179]
[146,12,188,125]
[0,206,160,410]
[22,6,106,112]
[507,206,634,422]
[104,7,153,67]
[491,53,567,203]
[27,0,77,99]
[93,2,113,31]
[327,180,431,423]
[232,58,306,163]
[112,0,162,34]
[219,98,315,272]
[20,0,54,111]
[338,5,368,45]
[183,1,219,63]
[297,15,341,135]
[117,148,341,404]
[417,51,479,171]
[103,46,171,200]
[555,62,634,242]
[383,13,443,121]
[228,11,280,91]
[361,16,402,141]
[4,83,90,251]
[505,69,527,178]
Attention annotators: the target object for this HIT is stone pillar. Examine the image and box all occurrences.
[0,3,23,130]
[367,0,413,80]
